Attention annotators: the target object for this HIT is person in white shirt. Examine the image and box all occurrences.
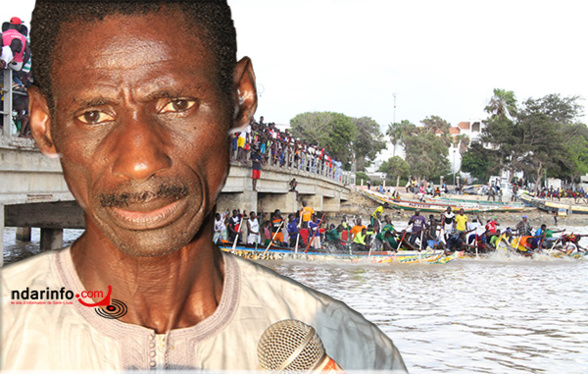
[246,211,261,245]
[213,212,227,244]
[441,206,456,240]
[0,44,14,69]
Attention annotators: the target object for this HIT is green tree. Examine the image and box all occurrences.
[480,88,522,180]
[404,132,450,181]
[514,95,578,189]
[386,120,417,157]
[421,115,452,147]
[564,123,588,182]
[461,143,497,182]
[290,112,356,166]
[351,117,386,171]
[378,156,410,187]
[481,92,584,190]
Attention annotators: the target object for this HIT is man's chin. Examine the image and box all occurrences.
[109,231,193,257]
[95,216,206,258]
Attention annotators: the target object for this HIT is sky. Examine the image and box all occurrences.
[6,0,588,138]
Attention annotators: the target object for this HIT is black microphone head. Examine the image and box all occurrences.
[257,319,326,371]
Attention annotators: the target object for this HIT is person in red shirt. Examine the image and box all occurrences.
[1,17,31,71]
[485,217,499,234]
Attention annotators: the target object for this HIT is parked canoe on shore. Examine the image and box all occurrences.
[518,192,588,215]
[361,189,528,214]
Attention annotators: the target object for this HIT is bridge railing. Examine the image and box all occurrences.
[1,68,14,138]
[1,68,28,140]
[262,139,350,185]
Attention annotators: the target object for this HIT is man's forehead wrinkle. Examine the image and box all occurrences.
[92,35,172,70]
[58,71,206,108]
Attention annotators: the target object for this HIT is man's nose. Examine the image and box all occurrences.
[111,113,172,182]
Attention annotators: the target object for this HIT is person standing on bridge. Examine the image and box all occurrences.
[0,1,406,371]
[250,144,262,191]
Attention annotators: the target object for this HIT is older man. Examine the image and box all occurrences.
[0,0,406,371]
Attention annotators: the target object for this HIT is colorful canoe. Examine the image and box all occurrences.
[219,245,462,265]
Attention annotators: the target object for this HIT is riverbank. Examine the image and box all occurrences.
[340,189,588,228]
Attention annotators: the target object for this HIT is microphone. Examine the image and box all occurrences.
[257,319,343,372]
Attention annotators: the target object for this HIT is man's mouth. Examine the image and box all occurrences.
[107,198,187,230]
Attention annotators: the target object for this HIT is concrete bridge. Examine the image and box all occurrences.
[0,138,351,266]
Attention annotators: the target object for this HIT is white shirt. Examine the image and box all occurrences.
[247,217,259,234]
[468,221,486,236]
[214,218,226,233]
[1,247,407,371]
[0,45,14,67]
[443,211,455,224]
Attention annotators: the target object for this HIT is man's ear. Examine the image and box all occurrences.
[28,86,58,158]
[231,57,258,132]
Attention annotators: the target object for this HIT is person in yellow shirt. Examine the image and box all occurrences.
[352,227,370,252]
[371,206,383,233]
[455,208,468,235]
[300,200,314,228]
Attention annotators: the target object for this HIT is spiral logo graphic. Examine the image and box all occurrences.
[95,299,128,319]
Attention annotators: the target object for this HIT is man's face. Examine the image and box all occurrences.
[35,11,254,257]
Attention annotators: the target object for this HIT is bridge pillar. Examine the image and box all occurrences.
[299,194,323,212]
[40,228,63,251]
[16,227,31,242]
[258,192,297,215]
[323,192,341,212]
[216,191,258,216]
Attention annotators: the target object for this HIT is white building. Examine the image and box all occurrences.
[448,119,484,175]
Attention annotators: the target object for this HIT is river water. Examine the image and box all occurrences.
[3,225,588,373]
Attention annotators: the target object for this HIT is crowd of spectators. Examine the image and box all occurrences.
[231,116,345,182]
[538,186,588,203]
[1,17,32,138]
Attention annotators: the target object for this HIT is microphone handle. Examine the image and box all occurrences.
[314,355,344,372]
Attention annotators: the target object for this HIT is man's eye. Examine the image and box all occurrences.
[160,99,197,113]
[77,111,114,125]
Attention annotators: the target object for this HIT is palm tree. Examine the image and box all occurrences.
[386,120,417,156]
[485,88,517,119]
